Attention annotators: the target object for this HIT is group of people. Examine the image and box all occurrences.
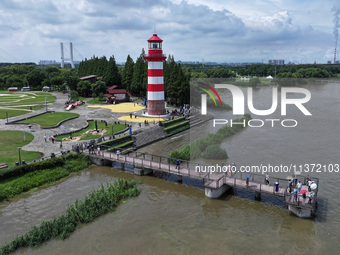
[288,176,316,204]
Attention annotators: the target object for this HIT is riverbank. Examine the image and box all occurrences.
[0,153,91,202]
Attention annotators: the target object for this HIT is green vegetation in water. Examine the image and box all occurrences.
[18,112,79,127]
[201,144,228,159]
[169,114,251,161]
[0,179,140,255]
[0,131,43,166]
[0,153,91,202]
[55,121,126,141]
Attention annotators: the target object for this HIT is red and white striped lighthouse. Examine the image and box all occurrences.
[144,34,166,115]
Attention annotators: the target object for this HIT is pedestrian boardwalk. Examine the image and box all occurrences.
[81,149,318,210]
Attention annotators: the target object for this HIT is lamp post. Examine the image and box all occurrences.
[17,147,22,165]
[111,124,114,137]
[23,129,25,142]
[45,97,47,112]
[6,110,8,123]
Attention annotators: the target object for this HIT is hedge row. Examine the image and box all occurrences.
[167,125,190,135]
[105,140,135,152]
[0,158,65,182]
[161,116,186,127]
[163,121,189,133]
[97,134,131,147]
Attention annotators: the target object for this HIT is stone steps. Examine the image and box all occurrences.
[134,126,166,148]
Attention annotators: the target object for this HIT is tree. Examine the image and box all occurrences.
[103,55,121,86]
[91,80,106,99]
[26,68,45,89]
[50,76,64,90]
[6,75,23,88]
[131,49,147,96]
[70,90,79,101]
[76,80,92,97]
[122,55,134,91]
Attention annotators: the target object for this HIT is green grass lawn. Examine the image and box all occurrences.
[86,98,105,104]
[18,112,79,127]
[0,109,31,120]
[56,121,126,141]
[0,131,43,166]
[0,91,56,119]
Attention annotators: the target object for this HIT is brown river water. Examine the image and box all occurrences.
[0,82,339,254]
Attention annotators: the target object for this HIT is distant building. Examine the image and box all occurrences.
[268,59,285,65]
[39,60,81,66]
[79,75,102,84]
[104,85,130,104]
[39,60,59,65]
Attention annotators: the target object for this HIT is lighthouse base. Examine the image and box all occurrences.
[148,100,165,115]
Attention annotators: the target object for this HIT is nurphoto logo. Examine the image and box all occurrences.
[200,83,312,128]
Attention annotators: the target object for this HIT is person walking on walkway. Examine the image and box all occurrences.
[175,159,180,170]
[44,135,47,143]
[293,175,298,186]
[274,181,279,192]
[288,179,293,193]
[293,188,298,202]
[101,132,105,141]
[297,181,302,192]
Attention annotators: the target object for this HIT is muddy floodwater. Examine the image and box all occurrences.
[0,82,340,254]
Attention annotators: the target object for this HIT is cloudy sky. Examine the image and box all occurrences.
[0,0,339,64]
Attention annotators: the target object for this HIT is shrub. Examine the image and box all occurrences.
[0,157,65,182]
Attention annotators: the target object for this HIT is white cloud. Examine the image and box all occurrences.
[0,0,335,63]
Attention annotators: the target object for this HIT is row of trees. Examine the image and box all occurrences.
[1,61,339,104]
[0,64,79,91]
[78,56,121,87]
[226,64,339,78]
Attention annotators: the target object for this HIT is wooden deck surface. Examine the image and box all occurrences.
[85,150,317,208]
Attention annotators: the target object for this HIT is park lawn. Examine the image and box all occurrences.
[0,92,56,119]
[0,131,43,166]
[56,121,126,140]
[87,98,105,104]
[0,92,56,106]
[0,109,31,119]
[18,112,79,127]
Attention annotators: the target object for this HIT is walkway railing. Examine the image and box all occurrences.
[80,147,319,208]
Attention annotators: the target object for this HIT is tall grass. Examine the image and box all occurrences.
[0,179,140,255]
[169,114,251,161]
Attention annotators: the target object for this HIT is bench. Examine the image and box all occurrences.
[0,163,8,169]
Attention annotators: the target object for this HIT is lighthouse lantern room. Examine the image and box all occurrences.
[144,34,166,115]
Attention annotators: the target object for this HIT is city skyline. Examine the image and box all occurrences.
[0,0,338,64]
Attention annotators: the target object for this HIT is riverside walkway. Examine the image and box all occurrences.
[81,149,319,218]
